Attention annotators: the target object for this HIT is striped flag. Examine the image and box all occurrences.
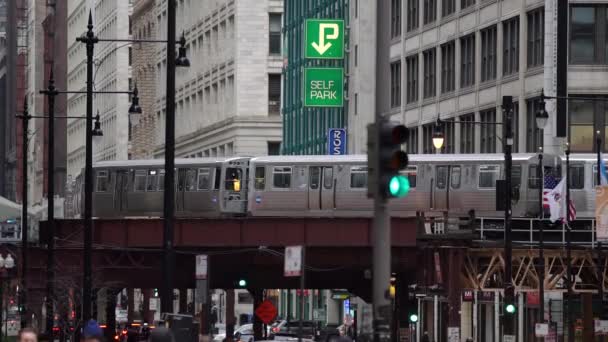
[543,172,577,222]
[542,173,558,209]
[568,196,577,222]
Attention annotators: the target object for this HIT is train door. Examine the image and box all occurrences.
[433,165,450,210]
[114,170,129,213]
[176,168,186,212]
[308,166,335,210]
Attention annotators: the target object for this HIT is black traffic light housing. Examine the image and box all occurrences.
[367,120,409,199]
[504,284,516,315]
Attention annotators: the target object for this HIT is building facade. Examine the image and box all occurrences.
[130,0,157,159]
[67,0,132,181]
[153,0,283,158]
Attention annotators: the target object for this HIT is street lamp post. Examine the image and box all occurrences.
[17,97,30,329]
[535,102,549,326]
[565,144,574,342]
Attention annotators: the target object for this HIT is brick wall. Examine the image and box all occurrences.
[130,0,157,159]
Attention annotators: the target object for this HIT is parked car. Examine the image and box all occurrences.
[270,321,317,340]
[234,324,255,342]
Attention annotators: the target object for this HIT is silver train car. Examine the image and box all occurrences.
[68,153,565,219]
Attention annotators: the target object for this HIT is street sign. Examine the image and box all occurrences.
[304,68,344,107]
[447,327,459,342]
[195,254,208,279]
[503,335,516,342]
[149,297,159,311]
[305,19,344,59]
[535,323,549,337]
[313,308,326,321]
[284,245,303,277]
[255,300,278,325]
[328,128,347,155]
[596,319,608,334]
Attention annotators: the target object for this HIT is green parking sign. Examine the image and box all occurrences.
[304,68,344,107]
[305,19,345,59]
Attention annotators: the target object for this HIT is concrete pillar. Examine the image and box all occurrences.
[494,291,500,342]
[252,289,263,341]
[142,289,154,324]
[225,290,236,342]
[105,288,118,342]
[127,288,135,322]
[518,292,524,342]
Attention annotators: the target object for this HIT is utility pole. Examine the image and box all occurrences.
[565,146,574,342]
[40,68,58,335]
[19,96,29,329]
[161,0,177,314]
[538,150,545,326]
[502,96,515,338]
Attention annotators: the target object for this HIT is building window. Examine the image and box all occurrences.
[527,7,544,68]
[128,47,132,66]
[441,41,455,93]
[481,25,497,82]
[422,124,434,154]
[480,109,497,153]
[423,49,436,98]
[406,55,419,103]
[526,98,544,152]
[268,142,281,155]
[390,61,402,108]
[407,127,418,154]
[442,0,455,17]
[461,0,475,11]
[503,17,519,76]
[460,114,475,153]
[569,5,608,64]
[423,0,436,25]
[407,0,419,32]
[269,14,282,54]
[442,118,455,154]
[391,0,402,38]
[268,74,281,115]
[460,34,475,88]
[569,96,608,152]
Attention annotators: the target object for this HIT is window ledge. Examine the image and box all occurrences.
[439,91,456,101]
[479,0,498,10]
[459,6,476,17]
[525,66,543,77]
[479,80,498,91]
[405,29,420,39]
[569,64,608,71]
[422,96,437,105]
[501,73,519,84]
[404,102,420,111]
[440,13,457,24]
[458,86,476,96]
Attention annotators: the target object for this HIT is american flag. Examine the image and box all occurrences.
[542,172,576,221]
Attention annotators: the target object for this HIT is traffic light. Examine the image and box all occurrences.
[367,120,409,199]
[389,276,396,299]
[237,279,247,287]
[409,313,418,323]
[504,285,516,315]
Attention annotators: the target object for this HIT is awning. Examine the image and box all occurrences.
[0,195,34,221]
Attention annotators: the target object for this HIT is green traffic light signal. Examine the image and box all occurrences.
[409,314,418,323]
[389,175,410,198]
[505,303,516,314]
[238,279,247,287]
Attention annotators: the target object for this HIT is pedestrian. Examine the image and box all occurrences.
[149,327,175,342]
[17,327,38,342]
[82,319,104,342]
[421,331,430,342]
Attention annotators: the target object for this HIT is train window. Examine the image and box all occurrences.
[350,167,368,188]
[146,170,158,191]
[158,170,165,191]
[450,166,461,189]
[400,166,417,188]
[528,165,540,189]
[324,167,334,189]
[310,167,320,189]
[436,166,448,189]
[478,165,499,189]
[570,165,584,189]
[214,168,221,190]
[273,167,292,189]
[511,165,521,188]
[197,168,210,190]
[134,170,147,192]
[96,170,109,192]
[225,168,243,192]
[255,167,266,190]
[185,169,197,191]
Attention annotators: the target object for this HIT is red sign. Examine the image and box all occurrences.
[255,300,278,325]
[527,292,540,306]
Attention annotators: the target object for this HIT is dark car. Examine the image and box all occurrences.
[271,321,317,340]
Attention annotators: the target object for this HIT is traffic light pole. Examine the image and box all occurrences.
[503,96,515,338]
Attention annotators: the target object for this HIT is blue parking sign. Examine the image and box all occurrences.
[328,129,347,155]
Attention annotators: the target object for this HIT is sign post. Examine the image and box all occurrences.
[284,246,305,342]
[195,255,208,304]
[328,128,347,155]
[305,19,344,59]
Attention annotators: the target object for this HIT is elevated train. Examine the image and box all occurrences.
[66,153,608,220]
